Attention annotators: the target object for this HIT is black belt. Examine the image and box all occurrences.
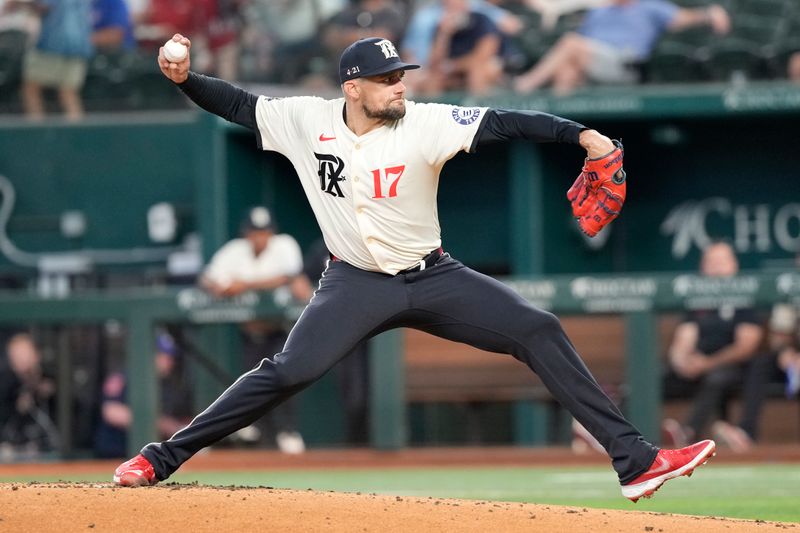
[329,247,444,274]
[398,247,444,273]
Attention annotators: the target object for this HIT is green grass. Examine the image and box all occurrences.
[3,464,798,523]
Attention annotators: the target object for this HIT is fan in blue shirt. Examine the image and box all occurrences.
[514,0,730,96]
[92,0,136,51]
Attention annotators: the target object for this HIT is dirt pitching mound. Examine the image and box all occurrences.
[1,483,796,532]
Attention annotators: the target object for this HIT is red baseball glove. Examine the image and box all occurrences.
[566,140,626,237]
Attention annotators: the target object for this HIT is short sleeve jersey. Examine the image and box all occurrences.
[203,234,304,288]
[254,96,487,275]
[683,307,762,356]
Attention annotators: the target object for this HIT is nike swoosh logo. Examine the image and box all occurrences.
[319,134,336,142]
[648,456,672,475]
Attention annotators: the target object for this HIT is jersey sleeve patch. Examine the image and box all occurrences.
[451,107,482,125]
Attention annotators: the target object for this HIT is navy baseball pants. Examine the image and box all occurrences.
[142,255,658,484]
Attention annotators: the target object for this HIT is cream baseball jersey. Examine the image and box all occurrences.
[254,96,488,275]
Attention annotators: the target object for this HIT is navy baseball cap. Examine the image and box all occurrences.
[339,37,419,84]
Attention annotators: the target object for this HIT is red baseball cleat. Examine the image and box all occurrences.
[113,454,158,487]
[621,439,716,502]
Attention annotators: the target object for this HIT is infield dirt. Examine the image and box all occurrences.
[0,482,797,533]
[3,448,800,532]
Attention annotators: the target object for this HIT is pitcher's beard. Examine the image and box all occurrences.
[363,100,406,121]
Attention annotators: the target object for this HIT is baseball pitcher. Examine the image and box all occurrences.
[114,35,715,502]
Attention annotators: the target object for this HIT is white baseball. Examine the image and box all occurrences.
[163,40,188,62]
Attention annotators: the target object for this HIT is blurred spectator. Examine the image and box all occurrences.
[768,303,800,398]
[324,0,405,53]
[201,206,307,454]
[525,0,608,30]
[141,0,245,80]
[661,241,768,453]
[412,0,504,96]
[125,0,147,23]
[292,239,371,445]
[94,331,193,458]
[137,0,198,46]
[319,0,406,88]
[0,0,36,111]
[0,0,41,39]
[788,51,800,84]
[513,0,730,96]
[402,0,521,67]
[19,0,93,121]
[205,0,246,81]
[91,0,135,52]
[0,333,58,460]
[241,0,346,85]
[768,250,800,400]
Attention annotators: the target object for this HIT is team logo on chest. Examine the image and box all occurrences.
[314,153,346,198]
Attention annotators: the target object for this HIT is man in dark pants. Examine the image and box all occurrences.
[114,34,716,502]
[662,241,766,452]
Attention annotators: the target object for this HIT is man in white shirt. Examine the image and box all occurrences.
[201,206,306,455]
[202,206,303,298]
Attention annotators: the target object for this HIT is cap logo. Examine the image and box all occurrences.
[250,207,272,228]
[375,39,399,60]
